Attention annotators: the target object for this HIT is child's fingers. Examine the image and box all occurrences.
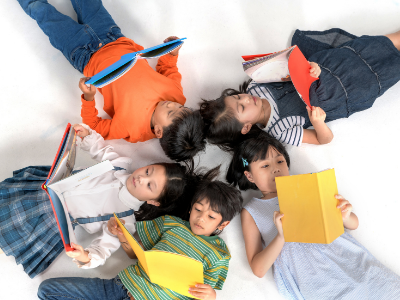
[335,194,344,199]
[337,199,350,208]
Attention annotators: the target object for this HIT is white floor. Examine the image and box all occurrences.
[1,0,400,299]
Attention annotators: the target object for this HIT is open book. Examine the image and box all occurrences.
[242,45,317,107]
[275,168,344,244]
[114,214,204,297]
[41,124,114,251]
[85,37,186,88]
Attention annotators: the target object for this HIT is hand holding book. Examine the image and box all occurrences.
[163,36,183,56]
[79,77,96,101]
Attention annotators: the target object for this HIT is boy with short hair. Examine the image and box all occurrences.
[17,0,205,161]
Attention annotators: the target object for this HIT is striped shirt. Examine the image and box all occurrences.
[247,81,305,146]
[119,215,231,300]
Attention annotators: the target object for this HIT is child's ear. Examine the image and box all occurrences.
[217,220,230,231]
[147,200,160,207]
[241,123,253,135]
[244,170,255,183]
[154,125,163,139]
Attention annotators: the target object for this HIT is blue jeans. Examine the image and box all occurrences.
[17,0,125,73]
[37,275,131,300]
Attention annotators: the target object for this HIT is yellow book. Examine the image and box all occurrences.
[114,214,204,297]
[275,169,344,244]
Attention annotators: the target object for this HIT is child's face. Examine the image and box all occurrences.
[152,101,189,137]
[224,94,263,126]
[189,198,229,236]
[126,164,167,205]
[244,147,290,195]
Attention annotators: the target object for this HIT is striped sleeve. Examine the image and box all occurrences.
[136,216,165,250]
[268,116,305,146]
[203,257,230,290]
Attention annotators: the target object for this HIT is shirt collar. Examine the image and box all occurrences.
[114,170,144,211]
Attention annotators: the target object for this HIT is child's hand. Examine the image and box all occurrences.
[66,242,90,263]
[79,77,96,101]
[163,36,182,56]
[273,211,284,238]
[107,217,124,236]
[306,106,326,125]
[336,194,353,221]
[72,124,90,139]
[188,284,216,300]
[309,62,321,78]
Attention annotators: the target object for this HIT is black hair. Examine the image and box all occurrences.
[226,128,290,191]
[160,109,206,162]
[134,162,189,221]
[200,80,252,151]
[191,166,243,224]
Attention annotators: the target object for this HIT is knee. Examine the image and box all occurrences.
[18,0,47,14]
[37,279,55,300]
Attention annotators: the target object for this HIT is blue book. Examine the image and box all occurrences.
[86,37,186,88]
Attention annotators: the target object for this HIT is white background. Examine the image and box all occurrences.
[1,0,400,299]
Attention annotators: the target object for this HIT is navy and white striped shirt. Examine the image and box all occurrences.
[247,81,305,146]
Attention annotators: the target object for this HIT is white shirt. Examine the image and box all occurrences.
[66,124,143,269]
[247,81,305,146]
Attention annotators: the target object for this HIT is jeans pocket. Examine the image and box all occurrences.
[107,25,123,41]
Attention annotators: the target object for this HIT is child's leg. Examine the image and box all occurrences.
[16,0,115,73]
[385,30,400,51]
[37,276,129,300]
[70,0,124,46]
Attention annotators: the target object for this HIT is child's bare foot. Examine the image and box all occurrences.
[0,248,4,254]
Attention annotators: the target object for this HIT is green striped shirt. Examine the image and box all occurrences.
[119,215,231,300]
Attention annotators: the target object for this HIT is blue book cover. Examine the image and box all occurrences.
[86,37,186,88]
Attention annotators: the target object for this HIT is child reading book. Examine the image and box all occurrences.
[37,166,243,300]
[200,27,400,150]
[226,129,400,299]
[0,124,201,278]
[16,0,205,162]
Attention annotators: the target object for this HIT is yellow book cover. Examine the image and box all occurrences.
[275,169,344,244]
[114,214,204,297]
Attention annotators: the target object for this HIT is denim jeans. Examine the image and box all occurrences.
[37,275,131,300]
[17,0,125,73]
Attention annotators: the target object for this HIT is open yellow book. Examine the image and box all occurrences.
[275,169,344,244]
[114,214,204,297]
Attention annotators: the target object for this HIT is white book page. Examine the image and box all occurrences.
[48,128,77,185]
[244,47,294,83]
[49,160,114,194]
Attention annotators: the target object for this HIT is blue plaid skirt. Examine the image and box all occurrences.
[0,166,63,278]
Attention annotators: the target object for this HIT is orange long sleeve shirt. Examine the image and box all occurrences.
[82,37,186,142]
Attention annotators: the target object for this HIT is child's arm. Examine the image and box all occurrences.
[336,194,359,230]
[79,78,130,140]
[156,37,185,103]
[66,220,133,268]
[241,209,285,278]
[107,217,138,259]
[302,106,334,145]
[72,124,131,168]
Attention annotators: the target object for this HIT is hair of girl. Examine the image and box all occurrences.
[226,129,290,191]
[159,110,206,162]
[199,79,252,151]
[134,161,192,221]
[191,165,243,225]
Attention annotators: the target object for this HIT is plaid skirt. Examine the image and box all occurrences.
[0,166,63,278]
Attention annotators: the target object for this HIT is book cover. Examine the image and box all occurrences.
[86,38,186,88]
[242,45,317,107]
[114,214,204,297]
[275,168,344,244]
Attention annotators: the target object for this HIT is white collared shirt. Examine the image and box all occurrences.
[66,124,143,269]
